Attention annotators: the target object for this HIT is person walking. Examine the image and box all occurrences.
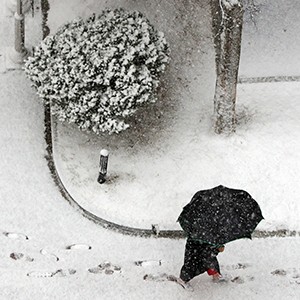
[178,238,225,287]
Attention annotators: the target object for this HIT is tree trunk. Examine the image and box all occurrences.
[211,0,244,134]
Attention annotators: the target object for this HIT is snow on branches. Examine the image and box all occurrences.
[25,8,170,134]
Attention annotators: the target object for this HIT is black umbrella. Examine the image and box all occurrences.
[178,185,264,246]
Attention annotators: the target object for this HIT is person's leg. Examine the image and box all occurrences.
[180,239,200,282]
[207,267,221,281]
[206,257,222,281]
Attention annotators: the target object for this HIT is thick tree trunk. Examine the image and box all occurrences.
[211,0,243,134]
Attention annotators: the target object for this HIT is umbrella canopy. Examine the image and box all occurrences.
[178,185,264,246]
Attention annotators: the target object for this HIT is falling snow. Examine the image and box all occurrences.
[0,0,300,299]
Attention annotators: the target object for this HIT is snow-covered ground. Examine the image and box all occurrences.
[54,81,300,232]
[0,0,300,299]
[51,0,300,232]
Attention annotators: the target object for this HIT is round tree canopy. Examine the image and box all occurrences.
[25,8,170,134]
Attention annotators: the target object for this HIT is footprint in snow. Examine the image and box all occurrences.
[52,269,76,277]
[27,271,54,278]
[221,263,251,271]
[271,268,300,285]
[271,269,287,276]
[288,268,300,280]
[27,269,76,278]
[218,263,253,284]
[40,249,59,261]
[88,261,122,275]
[212,275,254,284]
[10,252,34,262]
[291,276,300,285]
[66,244,92,250]
[231,276,245,284]
[135,260,162,267]
[3,232,29,240]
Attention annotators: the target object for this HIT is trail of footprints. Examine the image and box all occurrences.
[2,231,120,278]
[220,263,300,285]
[2,232,300,285]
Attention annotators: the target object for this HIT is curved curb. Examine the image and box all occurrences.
[44,102,183,239]
[44,95,299,240]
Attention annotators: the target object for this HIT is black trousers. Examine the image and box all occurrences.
[180,239,220,282]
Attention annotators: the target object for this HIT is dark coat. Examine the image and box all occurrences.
[180,238,221,282]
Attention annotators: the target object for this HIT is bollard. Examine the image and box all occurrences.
[8,0,29,66]
[151,224,160,236]
[97,149,109,184]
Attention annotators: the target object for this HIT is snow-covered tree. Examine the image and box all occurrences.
[211,0,244,134]
[25,8,170,134]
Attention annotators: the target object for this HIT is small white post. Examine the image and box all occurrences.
[97,149,109,184]
[9,0,29,66]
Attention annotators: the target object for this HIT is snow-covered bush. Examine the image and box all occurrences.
[25,8,170,134]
